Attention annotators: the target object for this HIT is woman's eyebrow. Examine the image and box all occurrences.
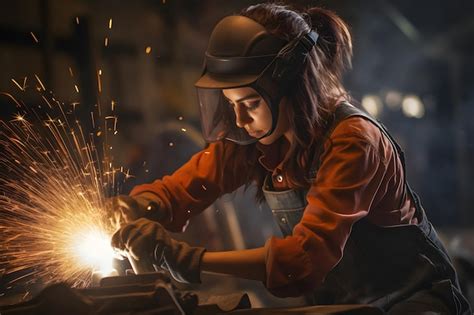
[223,93,260,103]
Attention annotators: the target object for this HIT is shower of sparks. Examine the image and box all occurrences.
[0,88,128,292]
[108,18,113,29]
[145,46,152,54]
[104,37,109,47]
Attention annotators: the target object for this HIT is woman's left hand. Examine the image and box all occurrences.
[111,218,206,283]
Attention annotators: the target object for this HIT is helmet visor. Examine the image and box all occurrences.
[196,87,273,145]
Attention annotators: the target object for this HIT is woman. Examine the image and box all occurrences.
[110,3,471,314]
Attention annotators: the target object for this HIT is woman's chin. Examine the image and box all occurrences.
[257,135,278,145]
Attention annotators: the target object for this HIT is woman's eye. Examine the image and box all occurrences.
[245,100,260,110]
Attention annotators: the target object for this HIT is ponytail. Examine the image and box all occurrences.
[306,7,353,80]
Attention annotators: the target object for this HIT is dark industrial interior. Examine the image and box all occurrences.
[0,0,473,314]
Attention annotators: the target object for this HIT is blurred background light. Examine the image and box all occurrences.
[385,90,403,110]
[402,94,425,118]
[361,94,383,118]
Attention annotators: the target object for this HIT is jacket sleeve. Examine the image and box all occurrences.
[264,131,387,297]
[129,140,250,232]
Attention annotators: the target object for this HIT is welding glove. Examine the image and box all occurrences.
[111,218,206,284]
[107,193,171,227]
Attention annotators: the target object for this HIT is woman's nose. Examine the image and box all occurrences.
[234,105,252,128]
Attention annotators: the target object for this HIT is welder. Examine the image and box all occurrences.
[109,3,472,314]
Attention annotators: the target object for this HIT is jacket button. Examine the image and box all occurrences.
[281,217,287,223]
[276,175,284,183]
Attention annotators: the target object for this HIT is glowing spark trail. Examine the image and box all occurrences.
[97,70,102,93]
[0,88,125,292]
[30,32,39,43]
[11,78,24,91]
[34,74,46,91]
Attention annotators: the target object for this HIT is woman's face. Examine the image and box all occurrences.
[222,87,289,145]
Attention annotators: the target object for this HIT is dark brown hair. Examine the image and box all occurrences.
[230,3,353,201]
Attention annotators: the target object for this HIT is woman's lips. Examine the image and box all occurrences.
[247,130,262,138]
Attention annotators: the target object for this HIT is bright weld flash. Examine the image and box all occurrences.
[73,229,116,273]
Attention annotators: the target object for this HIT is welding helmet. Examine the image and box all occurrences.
[195,15,318,145]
